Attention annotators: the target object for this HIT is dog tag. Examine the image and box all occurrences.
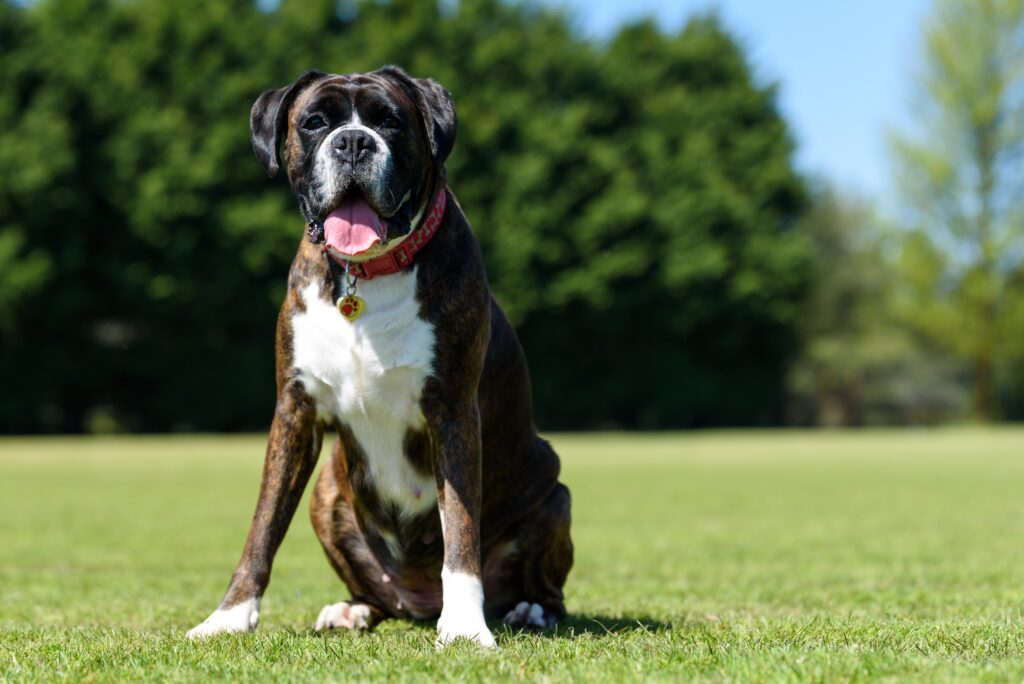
[336,295,365,322]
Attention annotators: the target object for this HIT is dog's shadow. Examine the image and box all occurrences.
[505,613,672,639]
[311,613,671,641]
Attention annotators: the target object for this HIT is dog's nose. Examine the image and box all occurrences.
[332,129,375,166]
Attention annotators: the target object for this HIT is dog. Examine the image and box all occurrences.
[186,66,573,647]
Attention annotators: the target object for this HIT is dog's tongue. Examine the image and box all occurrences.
[324,198,387,256]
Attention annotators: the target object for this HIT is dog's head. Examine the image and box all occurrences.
[250,66,456,261]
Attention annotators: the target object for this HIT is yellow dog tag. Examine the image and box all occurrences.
[336,295,365,322]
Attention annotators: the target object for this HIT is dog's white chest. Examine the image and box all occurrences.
[290,268,437,517]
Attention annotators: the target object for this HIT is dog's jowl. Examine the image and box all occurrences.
[187,67,573,648]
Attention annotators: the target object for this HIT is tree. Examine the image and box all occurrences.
[891,0,1024,421]
[788,185,967,426]
[0,0,809,432]
[512,17,810,428]
[0,2,52,329]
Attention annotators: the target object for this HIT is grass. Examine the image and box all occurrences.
[2,429,1024,682]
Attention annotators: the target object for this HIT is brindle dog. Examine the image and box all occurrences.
[187,66,572,648]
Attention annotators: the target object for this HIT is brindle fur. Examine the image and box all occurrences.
[210,66,572,630]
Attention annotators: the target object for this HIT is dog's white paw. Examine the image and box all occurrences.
[502,601,556,630]
[436,568,496,648]
[186,597,260,639]
[436,610,496,648]
[315,601,374,632]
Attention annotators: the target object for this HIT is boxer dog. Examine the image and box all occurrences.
[186,66,572,648]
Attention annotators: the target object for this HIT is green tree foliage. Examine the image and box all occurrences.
[0,2,52,327]
[513,18,809,428]
[788,186,967,426]
[0,0,808,432]
[891,0,1024,421]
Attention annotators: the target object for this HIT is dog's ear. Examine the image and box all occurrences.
[250,70,326,178]
[414,76,457,167]
[377,65,457,167]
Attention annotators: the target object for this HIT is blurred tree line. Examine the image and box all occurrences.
[0,0,808,432]
[789,0,1024,426]
[786,186,971,426]
[890,0,1024,422]
[0,0,1021,433]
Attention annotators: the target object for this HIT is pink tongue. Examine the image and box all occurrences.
[324,198,387,256]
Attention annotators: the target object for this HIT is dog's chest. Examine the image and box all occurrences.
[290,268,437,517]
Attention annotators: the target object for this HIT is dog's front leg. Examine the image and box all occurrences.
[187,383,321,638]
[429,398,496,648]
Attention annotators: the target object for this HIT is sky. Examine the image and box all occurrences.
[549,0,934,206]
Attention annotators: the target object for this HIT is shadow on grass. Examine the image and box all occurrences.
[502,613,672,638]
[309,613,672,640]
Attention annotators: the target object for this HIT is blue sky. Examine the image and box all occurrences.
[549,0,933,205]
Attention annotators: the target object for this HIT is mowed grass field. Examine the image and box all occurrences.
[2,430,1024,682]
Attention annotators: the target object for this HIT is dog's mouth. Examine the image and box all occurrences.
[323,193,387,257]
[319,189,414,258]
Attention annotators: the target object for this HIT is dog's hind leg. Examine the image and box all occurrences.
[483,482,573,630]
[309,440,395,631]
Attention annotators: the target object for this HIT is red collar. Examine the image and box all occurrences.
[327,188,447,280]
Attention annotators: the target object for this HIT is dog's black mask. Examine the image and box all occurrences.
[249,66,457,252]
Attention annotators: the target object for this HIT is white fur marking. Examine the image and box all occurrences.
[313,110,394,212]
[186,597,260,639]
[436,567,495,648]
[291,269,437,519]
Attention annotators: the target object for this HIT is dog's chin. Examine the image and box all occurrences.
[327,222,421,262]
[327,241,390,263]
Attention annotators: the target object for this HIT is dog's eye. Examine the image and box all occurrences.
[302,115,327,131]
[381,115,401,130]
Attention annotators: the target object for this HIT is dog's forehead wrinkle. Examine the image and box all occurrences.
[292,78,358,118]
[324,73,409,106]
[299,81,407,127]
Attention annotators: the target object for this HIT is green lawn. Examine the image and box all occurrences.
[2,429,1024,682]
